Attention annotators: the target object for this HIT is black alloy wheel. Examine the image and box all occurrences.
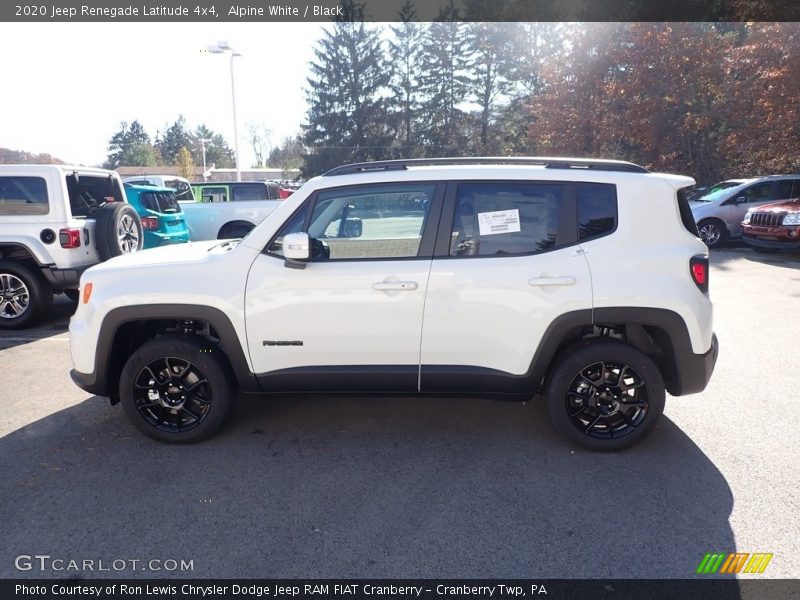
[545,339,665,451]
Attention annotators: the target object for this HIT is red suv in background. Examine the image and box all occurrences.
[741,197,800,252]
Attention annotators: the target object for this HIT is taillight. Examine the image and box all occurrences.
[690,255,709,293]
[141,216,159,230]
[59,228,82,248]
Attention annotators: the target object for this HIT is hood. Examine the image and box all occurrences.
[748,198,800,213]
[87,239,237,273]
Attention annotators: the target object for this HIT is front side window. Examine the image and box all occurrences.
[0,176,49,215]
[268,183,435,260]
[742,182,776,203]
[449,182,561,256]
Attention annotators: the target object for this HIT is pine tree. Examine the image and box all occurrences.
[192,124,235,169]
[105,120,156,168]
[302,0,392,177]
[386,0,424,158]
[155,115,193,166]
[465,23,517,154]
[416,1,471,156]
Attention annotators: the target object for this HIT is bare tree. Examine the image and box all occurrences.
[247,123,272,167]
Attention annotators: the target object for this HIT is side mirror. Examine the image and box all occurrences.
[283,232,310,269]
[342,217,363,238]
[735,196,747,204]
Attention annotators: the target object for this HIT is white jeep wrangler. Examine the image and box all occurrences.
[0,165,143,329]
[69,158,719,451]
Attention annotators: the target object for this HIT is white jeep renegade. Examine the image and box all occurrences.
[69,158,719,451]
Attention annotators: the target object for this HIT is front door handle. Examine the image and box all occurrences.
[372,281,419,291]
[529,276,576,287]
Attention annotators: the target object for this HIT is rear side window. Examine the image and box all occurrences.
[449,182,560,256]
[577,183,617,241]
[232,183,267,202]
[0,176,49,215]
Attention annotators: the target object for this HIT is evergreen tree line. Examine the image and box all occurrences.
[302,11,800,183]
[104,116,235,171]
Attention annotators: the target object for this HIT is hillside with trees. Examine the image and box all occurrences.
[301,16,800,181]
[0,147,64,164]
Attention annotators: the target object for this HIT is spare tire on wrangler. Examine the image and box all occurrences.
[96,202,143,261]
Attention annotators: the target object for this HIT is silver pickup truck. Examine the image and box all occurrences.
[179,199,282,240]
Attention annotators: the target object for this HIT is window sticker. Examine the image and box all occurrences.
[477,209,521,236]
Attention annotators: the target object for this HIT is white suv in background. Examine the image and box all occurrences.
[69,158,718,451]
[0,165,143,329]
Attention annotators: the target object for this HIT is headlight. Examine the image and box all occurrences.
[783,213,800,226]
[742,212,752,224]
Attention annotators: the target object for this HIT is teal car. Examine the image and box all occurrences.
[123,184,190,248]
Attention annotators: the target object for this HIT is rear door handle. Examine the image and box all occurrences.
[529,276,576,287]
[372,281,419,291]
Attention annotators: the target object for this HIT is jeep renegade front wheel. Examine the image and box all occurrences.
[545,340,665,451]
[119,336,236,443]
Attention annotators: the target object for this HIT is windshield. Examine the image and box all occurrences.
[696,181,746,202]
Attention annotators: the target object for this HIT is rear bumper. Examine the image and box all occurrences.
[144,231,190,247]
[672,333,719,396]
[41,265,87,290]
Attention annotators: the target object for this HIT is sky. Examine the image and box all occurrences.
[0,22,329,167]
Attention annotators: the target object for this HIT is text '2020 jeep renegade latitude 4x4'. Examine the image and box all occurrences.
[69,158,719,451]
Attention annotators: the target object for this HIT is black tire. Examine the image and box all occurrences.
[545,339,665,452]
[0,260,52,330]
[64,288,80,304]
[752,246,779,254]
[217,221,254,239]
[96,202,143,261]
[119,335,237,443]
[697,218,728,248]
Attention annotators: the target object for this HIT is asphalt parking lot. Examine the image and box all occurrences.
[1,245,798,582]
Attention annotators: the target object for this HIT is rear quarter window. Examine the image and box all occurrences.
[0,176,49,215]
[677,187,699,236]
[577,183,617,241]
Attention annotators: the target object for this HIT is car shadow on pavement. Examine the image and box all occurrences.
[711,244,800,270]
[0,393,738,593]
[0,295,74,351]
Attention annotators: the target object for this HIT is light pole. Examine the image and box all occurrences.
[205,41,242,182]
[198,137,211,180]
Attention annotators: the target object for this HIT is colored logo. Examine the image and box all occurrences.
[696,552,773,574]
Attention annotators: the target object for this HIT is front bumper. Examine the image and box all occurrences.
[742,233,800,250]
[70,368,103,396]
[672,333,719,396]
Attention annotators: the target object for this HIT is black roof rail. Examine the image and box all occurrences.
[322,157,649,177]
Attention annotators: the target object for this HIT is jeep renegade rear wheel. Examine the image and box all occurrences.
[545,340,665,451]
[119,336,236,443]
